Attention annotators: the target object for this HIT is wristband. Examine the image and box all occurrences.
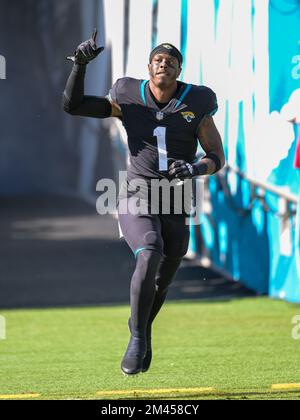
[204,152,222,174]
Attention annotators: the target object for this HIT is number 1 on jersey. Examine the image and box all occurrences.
[154,127,168,171]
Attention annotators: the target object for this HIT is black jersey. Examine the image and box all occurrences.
[108,77,218,214]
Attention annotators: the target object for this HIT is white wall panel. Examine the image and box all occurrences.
[126,0,153,79]
[156,0,181,50]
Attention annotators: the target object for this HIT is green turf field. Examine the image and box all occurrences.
[0,297,300,400]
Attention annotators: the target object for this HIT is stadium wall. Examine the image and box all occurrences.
[103,0,300,301]
[199,0,300,302]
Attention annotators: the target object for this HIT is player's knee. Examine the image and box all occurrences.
[155,256,182,293]
[165,245,188,259]
[164,234,189,258]
[141,230,164,256]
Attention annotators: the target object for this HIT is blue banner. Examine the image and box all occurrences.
[268,0,300,302]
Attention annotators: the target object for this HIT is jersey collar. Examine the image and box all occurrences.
[140,80,191,114]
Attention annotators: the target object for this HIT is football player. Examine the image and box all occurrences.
[63,29,225,375]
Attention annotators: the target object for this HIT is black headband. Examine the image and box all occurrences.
[149,43,183,66]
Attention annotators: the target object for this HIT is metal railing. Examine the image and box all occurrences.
[225,165,298,205]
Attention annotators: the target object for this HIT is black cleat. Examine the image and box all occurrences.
[128,318,152,373]
[121,335,147,375]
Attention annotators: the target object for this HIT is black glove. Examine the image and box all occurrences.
[66,29,104,65]
[168,160,195,180]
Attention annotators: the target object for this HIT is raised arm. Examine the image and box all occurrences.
[62,29,122,119]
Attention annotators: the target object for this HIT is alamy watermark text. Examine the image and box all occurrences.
[0,55,6,79]
[0,316,6,340]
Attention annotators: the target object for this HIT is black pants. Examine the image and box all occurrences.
[117,198,190,338]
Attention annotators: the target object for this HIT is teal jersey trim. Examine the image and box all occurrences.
[134,247,147,258]
[209,106,219,117]
[175,84,192,109]
[140,80,148,106]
